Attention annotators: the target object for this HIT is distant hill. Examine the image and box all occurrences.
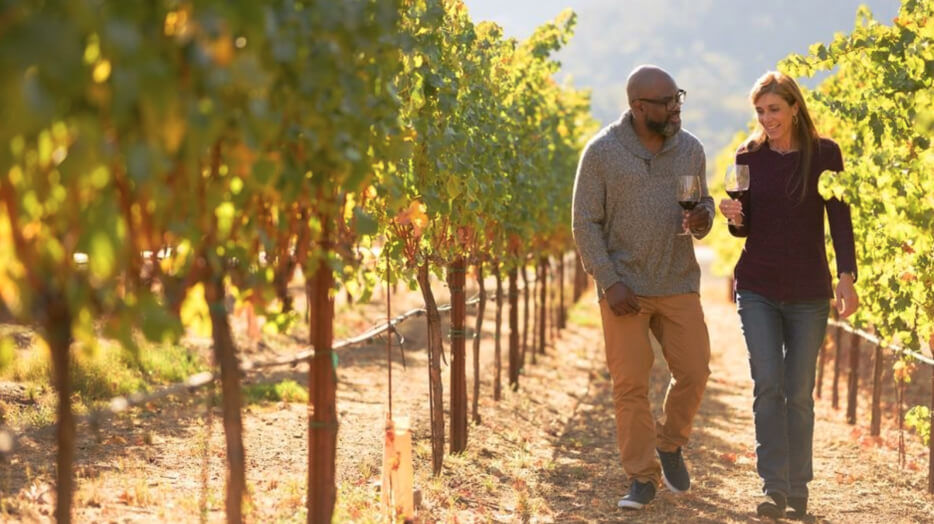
[465,0,901,160]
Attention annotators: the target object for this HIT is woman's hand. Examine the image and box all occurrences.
[719,198,743,226]
[835,273,859,318]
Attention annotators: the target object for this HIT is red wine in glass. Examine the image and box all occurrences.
[676,176,701,235]
[724,164,750,225]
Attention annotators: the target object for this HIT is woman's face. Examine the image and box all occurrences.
[754,92,798,147]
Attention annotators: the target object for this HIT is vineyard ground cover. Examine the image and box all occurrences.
[1,253,933,522]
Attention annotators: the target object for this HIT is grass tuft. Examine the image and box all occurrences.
[567,303,601,328]
[243,379,308,405]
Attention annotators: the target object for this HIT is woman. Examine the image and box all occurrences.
[719,71,859,519]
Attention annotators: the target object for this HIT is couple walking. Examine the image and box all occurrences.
[571,65,859,519]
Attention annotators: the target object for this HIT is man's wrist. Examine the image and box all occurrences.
[838,271,856,282]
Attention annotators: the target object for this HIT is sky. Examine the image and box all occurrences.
[461,0,903,159]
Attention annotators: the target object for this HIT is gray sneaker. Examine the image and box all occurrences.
[656,447,690,492]
[787,495,807,519]
[756,491,786,519]
[618,480,656,510]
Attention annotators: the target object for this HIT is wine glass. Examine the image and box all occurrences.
[676,175,701,236]
[724,164,750,226]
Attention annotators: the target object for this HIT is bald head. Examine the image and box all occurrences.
[626,65,676,105]
[626,65,683,138]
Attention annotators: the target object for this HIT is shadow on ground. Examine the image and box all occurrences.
[540,326,757,523]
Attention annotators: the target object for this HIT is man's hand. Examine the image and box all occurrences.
[682,207,712,235]
[835,273,859,318]
[605,281,641,316]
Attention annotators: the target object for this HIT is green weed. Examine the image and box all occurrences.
[567,304,600,328]
[242,379,308,405]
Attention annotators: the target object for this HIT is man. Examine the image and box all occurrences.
[571,65,713,510]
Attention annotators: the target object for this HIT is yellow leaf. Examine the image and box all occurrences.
[210,36,234,66]
[164,9,192,39]
[88,232,116,280]
[409,202,428,237]
[92,60,111,83]
[162,111,186,154]
[215,202,236,238]
[0,275,22,317]
[179,283,212,337]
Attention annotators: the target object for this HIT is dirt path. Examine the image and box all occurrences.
[534,249,934,523]
[1,249,933,522]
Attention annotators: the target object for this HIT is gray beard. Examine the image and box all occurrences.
[647,116,680,137]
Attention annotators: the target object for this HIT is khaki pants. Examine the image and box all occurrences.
[599,293,710,483]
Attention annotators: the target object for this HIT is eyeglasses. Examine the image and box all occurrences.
[637,89,686,111]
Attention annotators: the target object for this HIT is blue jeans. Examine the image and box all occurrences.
[736,289,830,499]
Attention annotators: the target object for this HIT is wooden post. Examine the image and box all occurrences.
[816,331,829,399]
[558,255,566,329]
[471,263,486,425]
[447,259,467,453]
[574,252,585,302]
[538,257,547,355]
[508,267,520,390]
[530,263,538,365]
[493,262,502,401]
[832,324,843,409]
[548,260,556,343]
[870,344,883,436]
[520,265,530,369]
[928,363,933,494]
[846,331,861,424]
[46,293,75,524]
[308,218,337,522]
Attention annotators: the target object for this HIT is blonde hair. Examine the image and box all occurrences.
[742,71,822,201]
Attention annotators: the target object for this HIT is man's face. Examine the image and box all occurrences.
[637,84,684,137]
[645,104,681,137]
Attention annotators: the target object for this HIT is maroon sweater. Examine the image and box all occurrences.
[729,138,857,301]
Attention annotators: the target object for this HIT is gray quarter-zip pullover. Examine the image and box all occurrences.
[572,110,713,297]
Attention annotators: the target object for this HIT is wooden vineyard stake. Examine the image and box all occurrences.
[816,331,830,399]
[508,267,520,390]
[472,263,486,424]
[448,259,467,453]
[538,257,548,355]
[870,343,884,436]
[308,214,338,522]
[832,323,843,409]
[558,255,566,330]
[493,261,503,401]
[520,264,530,370]
[846,331,861,424]
[929,339,934,495]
